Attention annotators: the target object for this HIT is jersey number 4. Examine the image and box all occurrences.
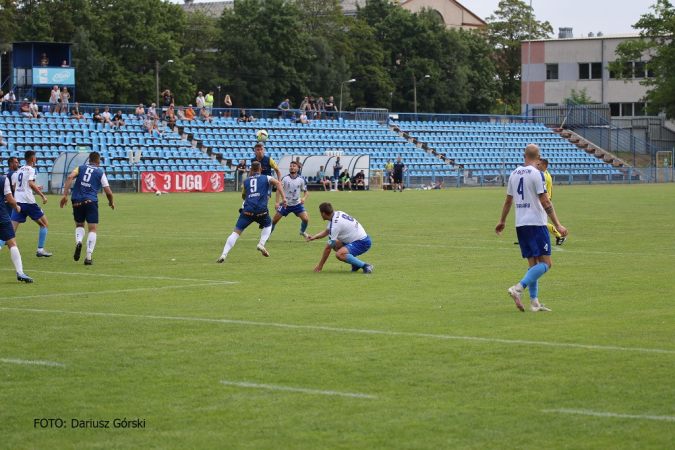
[516,177,525,200]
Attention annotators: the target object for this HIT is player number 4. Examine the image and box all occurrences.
[517,177,524,200]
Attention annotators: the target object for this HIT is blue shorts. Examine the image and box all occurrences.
[345,235,372,257]
[72,201,99,224]
[0,220,15,241]
[516,226,551,258]
[235,210,271,231]
[3,201,13,218]
[11,203,45,223]
[276,203,306,217]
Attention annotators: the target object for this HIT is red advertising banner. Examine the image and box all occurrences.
[141,172,224,193]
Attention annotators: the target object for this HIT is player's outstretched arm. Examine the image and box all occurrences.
[313,246,332,273]
[270,178,287,208]
[538,194,567,237]
[307,229,329,242]
[104,187,115,210]
[5,193,19,212]
[495,195,513,235]
[59,170,78,208]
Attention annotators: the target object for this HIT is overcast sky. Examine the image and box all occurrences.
[173,0,658,37]
[465,0,656,37]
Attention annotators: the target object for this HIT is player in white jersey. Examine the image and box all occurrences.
[495,144,567,312]
[306,202,373,274]
[11,151,52,257]
[271,161,309,238]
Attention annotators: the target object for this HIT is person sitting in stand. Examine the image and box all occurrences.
[29,99,43,119]
[19,99,32,119]
[135,103,145,118]
[339,170,352,191]
[164,106,177,130]
[238,108,254,123]
[71,102,84,121]
[299,111,311,124]
[176,106,187,121]
[61,60,69,67]
[185,105,195,121]
[199,106,214,123]
[112,110,125,129]
[148,103,157,117]
[40,53,49,66]
[101,106,113,125]
[289,111,298,122]
[354,170,366,189]
[92,108,104,124]
[143,113,156,134]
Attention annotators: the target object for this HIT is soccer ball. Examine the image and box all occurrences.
[256,129,268,142]
[155,191,161,196]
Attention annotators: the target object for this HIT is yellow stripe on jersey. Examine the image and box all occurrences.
[269,157,278,170]
[544,170,553,200]
[73,166,80,176]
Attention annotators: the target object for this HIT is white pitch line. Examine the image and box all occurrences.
[0,282,232,301]
[1,358,65,367]
[542,409,675,422]
[219,380,376,399]
[1,307,673,355]
[0,269,236,284]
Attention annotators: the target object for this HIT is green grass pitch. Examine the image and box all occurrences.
[1,184,674,449]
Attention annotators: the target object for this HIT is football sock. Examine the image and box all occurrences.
[86,232,97,259]
[0,240,5,247]
[547,223,562,238]
[345,254,366,268]
[260,226,272,245]
[222,232,239,257]
[10,247,23,274]
[300,221,308,233]
[38,227,48,249]
[519,262,549,289]
[271,224,276,233]
[75,227,85,243]
[529,279,538,299]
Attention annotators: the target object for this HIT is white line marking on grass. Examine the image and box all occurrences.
[1,307,674,355]
[219,380,377,399]
[543,409,675,422]
[0,269,236,284]
[0,283,232,301]
[1,358,65,367]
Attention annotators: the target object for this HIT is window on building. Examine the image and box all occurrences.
[579,62,602,80]
[579,63,590,79]
[634,61,646,78]
[634,103,646,116]
[546,64,559,80]
[610,102,649,117]
[609,61,654,79]
[621,103,634,116]
[610,103,621,116]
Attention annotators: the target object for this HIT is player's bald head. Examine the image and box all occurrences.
[524,144,540,161]
[251,161,261,173]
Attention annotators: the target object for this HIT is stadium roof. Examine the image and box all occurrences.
[529,33,642,43]
[181,0,231,17]
[12,41,73,45]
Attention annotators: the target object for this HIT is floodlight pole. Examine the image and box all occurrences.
[155,59,174,108]
[339,79,356,117]
[413,74,430,115]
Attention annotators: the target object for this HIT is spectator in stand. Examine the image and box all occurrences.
[185,105,195,121]
[289,111,298,122]
[19,99,32,119]
[164,106,176,130]
[299,111,311,124]
[29,99,43,119]
[61,60,69,67]
[299,96,310,113]
[59,87,70,114]
[148,103,157,117]
[135,103,145,117]
[71,102,84,121]
[101,106,113,125]
[339,170,352,191]
[384,159,393,187]
[308,95,318,119]
[205,90,214,114]
[238,108,254,123]
[40,53,49,66]
[316,166,333,191]
[316,97,325,120]
[0,130,6,146]
[325,96,338,119]
[176,105,187,121]
[236,159,248,189]
[2,91,15,112]
[92,108,104,125]
[112,110,126,129]
[333,157,342,183]
[223,94,232,118]
[49,85,60,112]
[277,98,290,119]
[199,107,214,123]
[196,91,206,114]
[161,89,174,113]
[143,113,155,134]
[355,170,366,189]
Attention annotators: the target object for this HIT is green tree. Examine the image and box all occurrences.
[486,0,552,111]
[0,0,18,53]
[609,0,675,117]
[564,88,596,104]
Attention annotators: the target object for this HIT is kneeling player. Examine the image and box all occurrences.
[271,161,309,238]
[59,152,115,265]
[306,202,373,274]
[0,173,33,282]
[217,161,287,262]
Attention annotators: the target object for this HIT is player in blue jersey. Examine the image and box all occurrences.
[271,161,309,238]
[306,202,373,274]
[495,144,568,312]
[59,152,115,265]
[11,151,52,257]
[251,142,282,200]
[217,161,287,263]
[0,157,19,251]
[0,173,34,282]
